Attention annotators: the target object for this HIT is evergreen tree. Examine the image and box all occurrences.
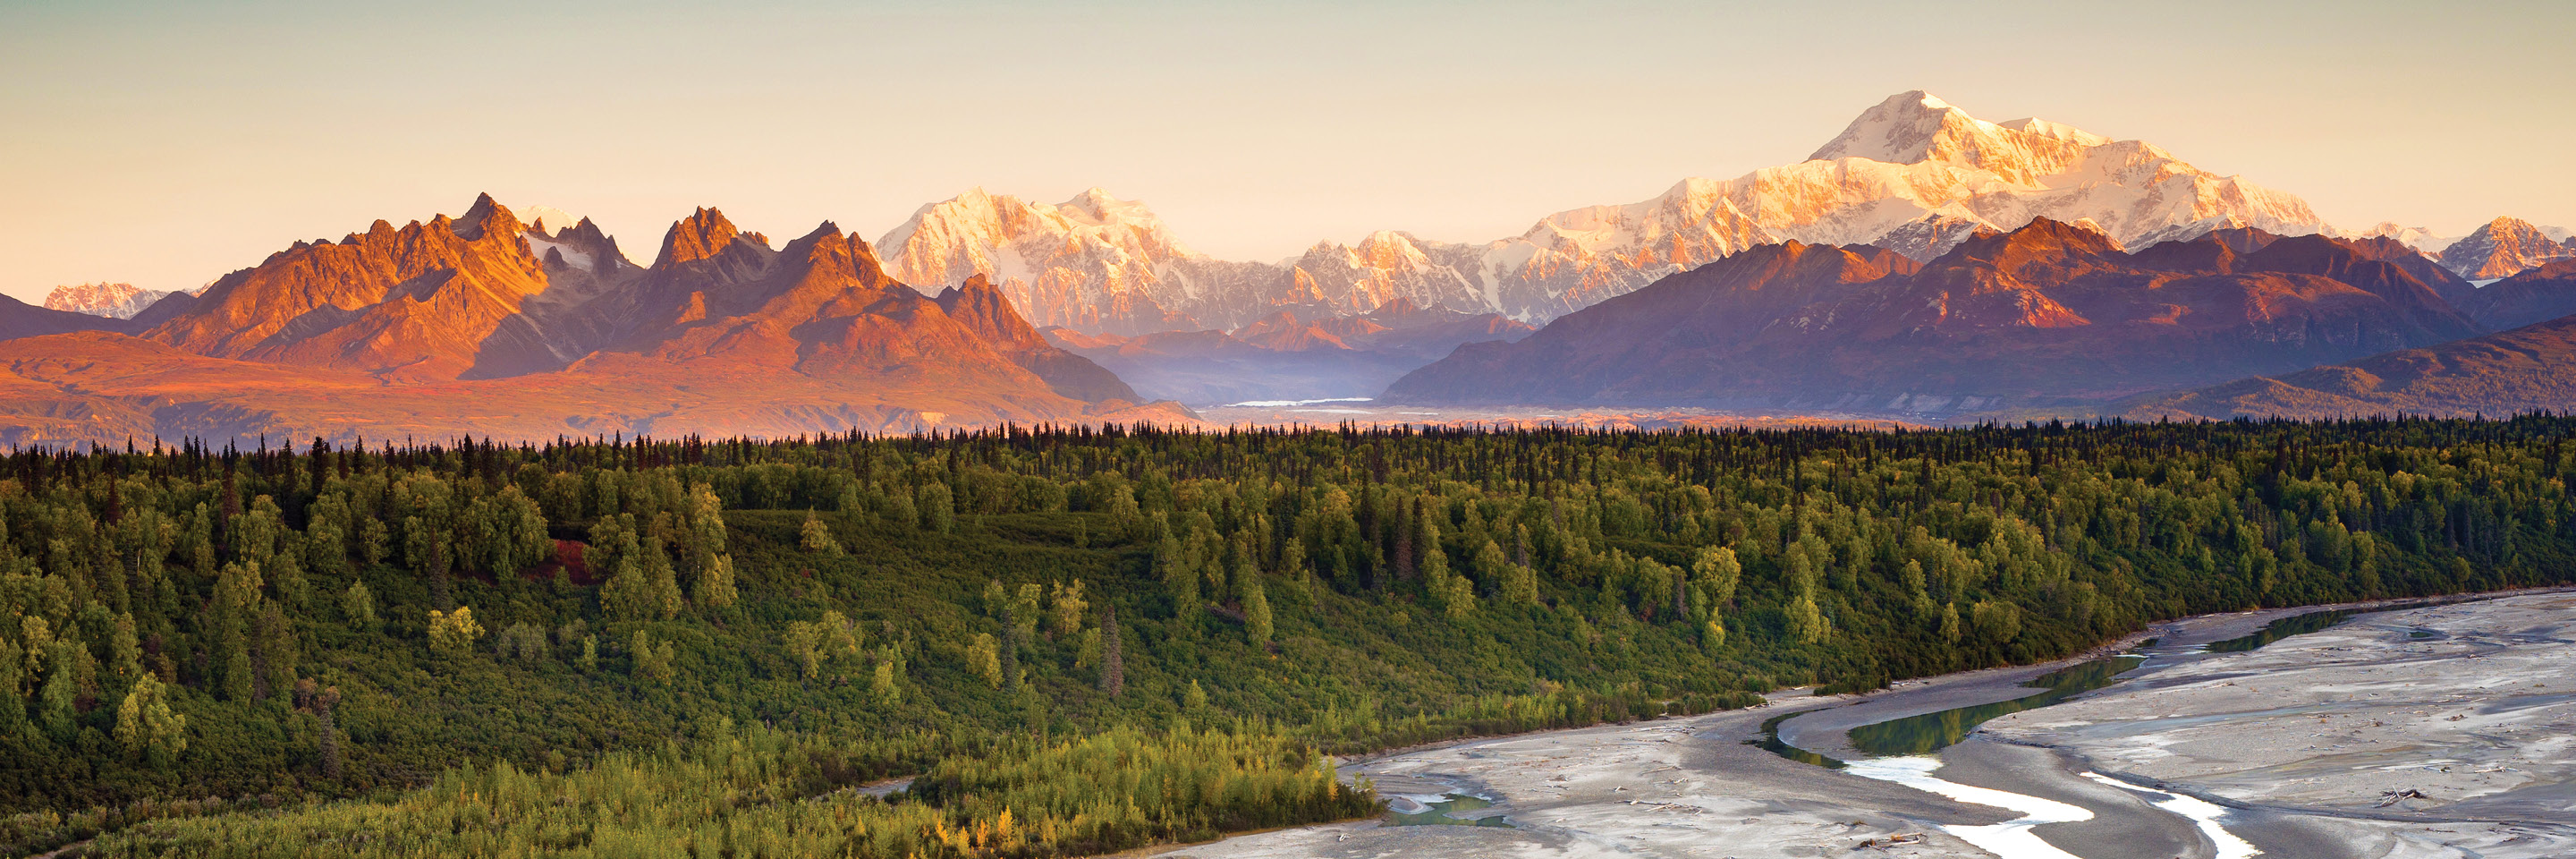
[695,552,738,609]
[800,512,843,557]
[342,581,377,630]
[0,639,23,740]
[1242,574,1274,647]
[1159,537,1199,626]
[1099,605,1124,696]
[40,639,77,741]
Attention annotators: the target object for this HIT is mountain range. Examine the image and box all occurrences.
[875,91,2360,335]
[1042,299,1537,405]
[8,89,2576,443]
[1383,219,2504,413]
[0,197,1183,447]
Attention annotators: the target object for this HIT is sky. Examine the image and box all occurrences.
[3,0,2572,302]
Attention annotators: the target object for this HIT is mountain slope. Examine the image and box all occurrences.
[874,189,1272,336]
[2455,259,2576,331]
[0,292,130,341]
[878,90,2333,334]
[2108,311,2576,420]
[0,198,1184,447]
[2438,217,2576,279]
[934,275,1140,403]
[1384,220,2482,413]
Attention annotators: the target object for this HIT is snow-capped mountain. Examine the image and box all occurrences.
[874,188,1277,335]
[2354,223,2458,256]
[2436,217,2576,280]
[876,90,2336,332]
[42,282,180,319]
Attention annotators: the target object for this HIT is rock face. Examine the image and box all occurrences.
[42,282,181,319]
[1383,220,2484,413]
[2438,217,2576,279]
[878,90,2332,333]
[0,196,1183,447]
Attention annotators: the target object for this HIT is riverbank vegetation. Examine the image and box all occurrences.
[5,416,2572,855]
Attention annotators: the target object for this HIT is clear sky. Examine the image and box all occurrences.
[3,0,2571,302]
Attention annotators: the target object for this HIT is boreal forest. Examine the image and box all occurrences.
[1,417,2570,857]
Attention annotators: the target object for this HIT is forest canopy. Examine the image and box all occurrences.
[4,416,2572,856]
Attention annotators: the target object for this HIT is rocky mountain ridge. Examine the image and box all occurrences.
[2436,217,2576,280]
[0,195,1187,446]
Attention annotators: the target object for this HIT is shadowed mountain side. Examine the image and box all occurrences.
[2458,259,2576,332]
[0,292,132,340]
[935,275,1139,402]
[2103,313,2576,421]
[0,332,1192,448]
[1383,219,2487,413]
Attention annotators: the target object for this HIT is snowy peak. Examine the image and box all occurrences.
[1807,90,1975,164]
[2441,216,2576,279]
[873,187,1257,334]
[1806,90,2108,185]
[881,90,2334,336]
[42,282,179,319]
[2356,222,2455,256]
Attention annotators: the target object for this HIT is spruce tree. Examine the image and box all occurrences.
[1098,605,1124,696]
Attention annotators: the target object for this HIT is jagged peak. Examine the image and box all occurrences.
[654,206,741,268]
[453,192,521,242]
[953,272,1002,295]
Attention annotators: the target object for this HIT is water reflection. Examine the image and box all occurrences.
[1386,794,1513,827]
[1843,656,2146,757]
[2202,609,2355,652]
[1746,708,1846,768]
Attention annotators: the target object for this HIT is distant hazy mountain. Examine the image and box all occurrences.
[877,90,2334,335]
[1045,300,1534,405]
[41,282,182,319]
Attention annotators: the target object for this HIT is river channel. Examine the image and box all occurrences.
[1165,590,2576,859]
